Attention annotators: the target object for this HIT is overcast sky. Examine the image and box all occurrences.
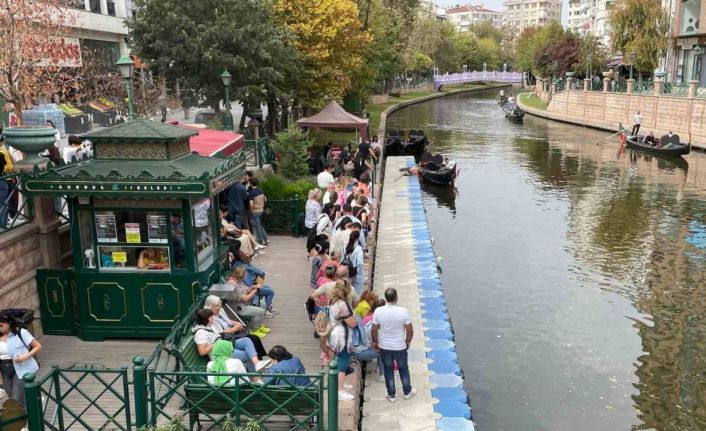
[434,0,569,24]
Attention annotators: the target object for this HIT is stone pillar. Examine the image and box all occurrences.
[688,80,699,98]
[15,161,63,269]
[654,80,663,96]
[603,78,610,93]
[627,79,635,94]
[584,78,590,92]
[566,77,573,91]
[543,78,550,93]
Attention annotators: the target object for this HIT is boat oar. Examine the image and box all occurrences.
[594,129,623,145]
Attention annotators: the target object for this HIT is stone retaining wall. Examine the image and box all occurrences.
[533,88,706,148]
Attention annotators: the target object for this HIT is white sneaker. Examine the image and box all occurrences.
[386,395,396,403]
[264,310,275,318]
[255,244,265,250]
[267,307,280,315]
[0,388,5,398]
[403,388,417,400]
[338,390,354,401]
[343,383,353,390]
[255,357,272,372]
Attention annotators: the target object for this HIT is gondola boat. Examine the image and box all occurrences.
[618,123,690,157]
[384,129,429,156]
[419,152,458,186]
[504,107,524,123]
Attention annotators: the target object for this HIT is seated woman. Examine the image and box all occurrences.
[207,340,248,385]
[204,295,267,359]
[264,345,310,386]
[230,254,279,317]
[137,248,169,269]
[192,309,270,372]
[643,131,658,146]
[226,267,269,333]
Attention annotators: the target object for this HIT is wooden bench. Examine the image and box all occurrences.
[169,334,320,430]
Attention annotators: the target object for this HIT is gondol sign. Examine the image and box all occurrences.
[23,179,208,196]
[36,37,82,68]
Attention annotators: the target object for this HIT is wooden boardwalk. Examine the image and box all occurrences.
[21,235,324,430]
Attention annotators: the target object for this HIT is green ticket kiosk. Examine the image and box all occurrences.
[26,119,245,340]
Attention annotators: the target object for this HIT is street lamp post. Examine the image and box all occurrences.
[693,46,703,82]
[220,70,234,131]
[116,54,135,121]
[629,52,636,81]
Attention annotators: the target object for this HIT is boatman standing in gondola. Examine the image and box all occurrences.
[632,111,642,136]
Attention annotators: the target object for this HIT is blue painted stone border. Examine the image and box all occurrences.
[403,157,476,431]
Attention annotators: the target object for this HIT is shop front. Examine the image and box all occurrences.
[25,119,245,340]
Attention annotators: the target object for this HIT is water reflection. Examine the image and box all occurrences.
[386,91,706,431]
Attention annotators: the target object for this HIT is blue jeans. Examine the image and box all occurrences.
[251,212,268,243]
[0,181,9,228]
[231,337,258,372]
[251,285,275,309]
[353,348,382,375]
[380,348,412,397]
[229,211,244,229]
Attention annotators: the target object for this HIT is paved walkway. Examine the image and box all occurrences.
[362,156,474,431]
[29,235,327,430]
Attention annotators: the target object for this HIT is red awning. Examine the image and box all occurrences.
[179,124,244,157]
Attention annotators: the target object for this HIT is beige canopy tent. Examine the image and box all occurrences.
[296,101,369,142]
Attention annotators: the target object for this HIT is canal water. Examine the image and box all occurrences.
[386,90,706,431]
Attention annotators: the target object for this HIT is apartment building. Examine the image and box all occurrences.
[446,4,504,31]
[503,0,562,35]
[567,0,613,48]
[669,0,706,84]
[58,0,131,68]
[419,0,448,20]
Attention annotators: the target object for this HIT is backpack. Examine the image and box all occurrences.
[341,253,358,278]
[306,214,328,252]
[313,306,333,337]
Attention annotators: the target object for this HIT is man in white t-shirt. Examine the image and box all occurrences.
[372,288,416,402]
[316,164,335,189]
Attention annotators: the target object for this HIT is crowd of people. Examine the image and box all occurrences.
[191,138,417,405]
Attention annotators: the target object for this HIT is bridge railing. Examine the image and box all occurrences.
[433,71,524,90]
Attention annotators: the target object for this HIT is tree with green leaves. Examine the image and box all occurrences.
[129,0,301,122]
[610,0,669,72]
[574,35,609,78]
[271,124,311,180]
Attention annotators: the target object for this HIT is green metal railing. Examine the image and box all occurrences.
[590,80,603,91]
[0,172,33,234]
[570,79,583,90]
[147,370,326,431]
[634,81,654,94]
[663,83,690,96]
[263,195,301,237]
[243,137,275,170]
[23,364,132,431]
[554,80,565,92]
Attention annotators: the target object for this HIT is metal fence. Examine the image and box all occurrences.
[0,172,33,233]
[243,137,275,170]
[16,286,340,431]
[263,196,302,237]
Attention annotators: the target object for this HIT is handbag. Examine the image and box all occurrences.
[313,306,333,337]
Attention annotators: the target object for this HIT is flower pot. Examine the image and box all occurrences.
[3,125,57,166]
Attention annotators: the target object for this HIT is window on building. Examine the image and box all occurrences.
[107,0,115,16]
[70,0,85,9]
[81,39,120,66]
[681,0,701,35]
[88,0,100,13]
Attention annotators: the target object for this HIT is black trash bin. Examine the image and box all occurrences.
[0,308,35,336]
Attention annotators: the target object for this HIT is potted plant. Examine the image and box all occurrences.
[3,125,57,166]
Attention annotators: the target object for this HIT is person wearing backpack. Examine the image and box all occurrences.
[326,280,357,401]
[0,312,42,408]
[342,230,365,296]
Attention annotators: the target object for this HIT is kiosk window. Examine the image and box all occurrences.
[98,246,170,271]
[192,198,214,268]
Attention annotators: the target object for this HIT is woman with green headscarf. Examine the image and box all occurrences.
[207,340,247,386]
